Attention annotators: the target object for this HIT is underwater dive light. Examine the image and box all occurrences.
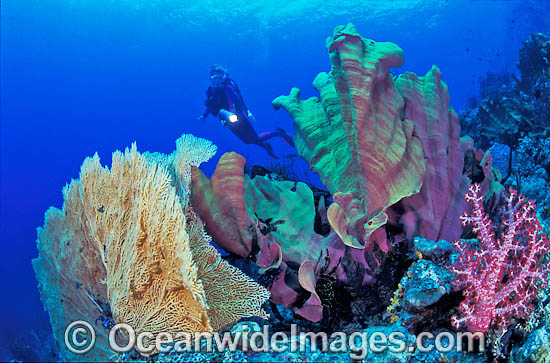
[218,109,239,124]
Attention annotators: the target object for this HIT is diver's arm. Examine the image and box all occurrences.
[199,87,214,120]
[198,108,210,121]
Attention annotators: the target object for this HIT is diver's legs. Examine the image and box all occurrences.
[261,141,280,159]
[276,128,295,148]
[257,128,295,148]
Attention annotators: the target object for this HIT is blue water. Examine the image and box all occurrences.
[1,0,549,360]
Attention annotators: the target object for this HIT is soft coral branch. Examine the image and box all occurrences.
[450,184,550,333]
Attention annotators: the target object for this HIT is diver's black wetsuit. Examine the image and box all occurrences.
[200,78,294,158]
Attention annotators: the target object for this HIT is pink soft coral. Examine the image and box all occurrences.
[451,183,550,333]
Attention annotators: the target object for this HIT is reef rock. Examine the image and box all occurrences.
[402,259,453,310]
[413,237,454,264]
[511,327,550,363]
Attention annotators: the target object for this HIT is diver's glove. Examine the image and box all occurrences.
[220,119,228,127]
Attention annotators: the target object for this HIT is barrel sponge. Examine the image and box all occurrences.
[33,135,269,361]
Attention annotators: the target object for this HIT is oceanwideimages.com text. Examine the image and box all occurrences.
[65,321,485,359]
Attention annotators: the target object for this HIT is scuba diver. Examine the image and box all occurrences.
[198,65,295,159]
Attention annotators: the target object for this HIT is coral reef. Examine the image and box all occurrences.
[402,259,452,310]
[274,24,477,250]
[460,32,550,236]
[518,33,550,93]
[33,135,269,361]
[452,31,550,363]
[413,237,454,263]
[153,319,488,363]
[509,278,550,362]
[461,32,550,148]
[32,26,550,363]
[511,327,550,363]
[386,237,458,335]
[193,24,509,333]
[500,137,550,225]
[478,95,534,148]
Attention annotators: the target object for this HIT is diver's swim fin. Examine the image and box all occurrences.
[263,141,280,159]
[276,127,295,148]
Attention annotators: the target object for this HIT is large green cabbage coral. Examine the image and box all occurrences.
[273,23,426,250]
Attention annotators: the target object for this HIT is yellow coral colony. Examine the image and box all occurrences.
[33,135,270,361]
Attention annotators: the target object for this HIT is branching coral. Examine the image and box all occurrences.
[450,184,550,333]
[33,135,269,361]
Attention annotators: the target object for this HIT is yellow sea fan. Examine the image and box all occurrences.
[33,135,269,361]
[186,211,270,330]
[80,145,212,343]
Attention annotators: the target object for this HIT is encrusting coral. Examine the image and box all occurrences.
[32,135,269,361]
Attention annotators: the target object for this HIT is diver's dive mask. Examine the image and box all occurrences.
[210,71,227,86]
